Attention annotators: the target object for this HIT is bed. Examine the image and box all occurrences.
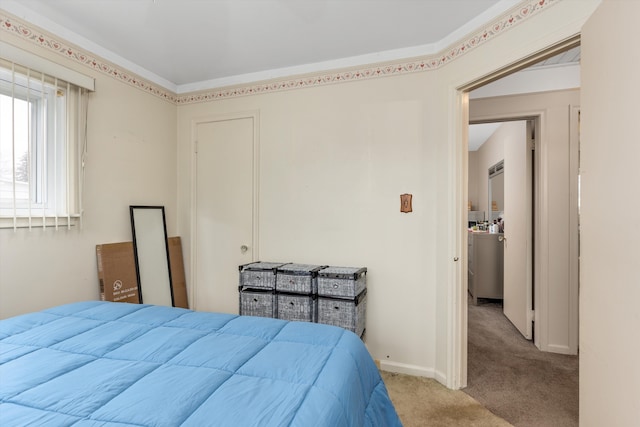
[0,301,402,426]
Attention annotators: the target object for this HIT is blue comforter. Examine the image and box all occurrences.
[0,301,402,426]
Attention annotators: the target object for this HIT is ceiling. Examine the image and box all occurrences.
[1,0,520,92]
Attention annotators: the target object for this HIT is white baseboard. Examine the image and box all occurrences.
[433,369,448,386]
[546,344,577,355]
[379,360,435,379]
[378,361,451,388]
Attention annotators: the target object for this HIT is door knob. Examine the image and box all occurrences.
[498,235,506,242]
[240,245,249,253]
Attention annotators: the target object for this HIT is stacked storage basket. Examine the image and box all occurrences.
[238,262,289,318]
[317,266,367,338]
[238,262,368,339]
[275,264,325,322]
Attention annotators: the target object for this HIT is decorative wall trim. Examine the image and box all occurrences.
[1,0,559,105]
[0,11,178,103]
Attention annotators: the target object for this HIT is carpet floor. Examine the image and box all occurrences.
[464,298,579,427]
[381,370,512,426]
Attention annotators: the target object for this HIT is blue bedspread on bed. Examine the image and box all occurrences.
[0,301,402,426]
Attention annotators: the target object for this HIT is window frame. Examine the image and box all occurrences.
[0,67,69,218]
[0,62,91,229]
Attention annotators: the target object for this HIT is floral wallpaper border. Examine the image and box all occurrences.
[0,0,558,105]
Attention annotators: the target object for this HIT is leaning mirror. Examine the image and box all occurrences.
[130,206,174,306]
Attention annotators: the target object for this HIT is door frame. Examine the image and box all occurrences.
[189,110,261,310]
[449,37,581,389]
[469,115,541,345]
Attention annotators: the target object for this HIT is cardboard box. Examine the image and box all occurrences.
[96,237,189,308]
[96,242,140,304]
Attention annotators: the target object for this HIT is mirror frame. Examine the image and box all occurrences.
[129,205,175,306]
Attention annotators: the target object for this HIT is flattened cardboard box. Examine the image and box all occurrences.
[96,237,189,308]
[96,242,139,304]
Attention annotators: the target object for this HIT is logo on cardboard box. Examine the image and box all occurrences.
[112,279,138,302]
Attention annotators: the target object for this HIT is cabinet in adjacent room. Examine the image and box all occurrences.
[468,231,504,305]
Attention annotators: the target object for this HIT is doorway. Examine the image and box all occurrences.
[467,119,534,340]
[461,47,581,425]
[455,40,582,387]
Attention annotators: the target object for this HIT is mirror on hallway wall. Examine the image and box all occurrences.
[130,205,174,306]
[488,160,504,222]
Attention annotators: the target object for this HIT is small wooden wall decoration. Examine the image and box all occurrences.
[400,194,413,213]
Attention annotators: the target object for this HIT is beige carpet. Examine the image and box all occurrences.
[464,298,579,427]
[381,370,512,426]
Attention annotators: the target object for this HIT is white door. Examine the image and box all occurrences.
[502,120,533,339]
[194,115,256,313]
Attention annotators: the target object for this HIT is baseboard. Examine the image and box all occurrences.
[433,369,448,386]
[379,360,435,379]
[546,344,577,355]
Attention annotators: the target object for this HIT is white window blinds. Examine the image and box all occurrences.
[0,53,90,230]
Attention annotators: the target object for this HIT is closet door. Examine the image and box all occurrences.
[194,114,257,313]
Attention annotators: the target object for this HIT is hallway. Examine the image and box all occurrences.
[464,298,578,427]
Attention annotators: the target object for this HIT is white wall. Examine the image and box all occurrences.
[467,151,479,211]
[0,31,177,319]
[472,122,513,216]
[467,120,514,220]
[177,73,440,377]
[581,0,640,424]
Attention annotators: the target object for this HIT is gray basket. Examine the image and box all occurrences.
[277,293,317,322]
[276,264,325,294]
[239,288,276,318]
[317,266,367,298]
[239,262,290,290]
[318,289,367,337]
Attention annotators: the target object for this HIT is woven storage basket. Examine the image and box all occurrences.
[275,264,325,294]
[318,289,367,337]
[239,288,276,318]
[277,293,317,322]
[239,261,289,290]
[317,266,367,298]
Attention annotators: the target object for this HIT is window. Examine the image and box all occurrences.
[0,55,90,229]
